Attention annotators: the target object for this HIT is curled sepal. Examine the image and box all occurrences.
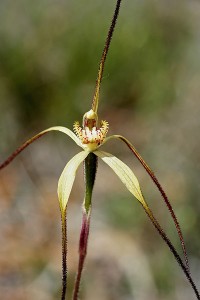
[0,126,83,170]
[94,150,200,300]
[104,134,189,272]
[57,151,89,214]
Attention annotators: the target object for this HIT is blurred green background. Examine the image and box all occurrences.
[1,0,200,299]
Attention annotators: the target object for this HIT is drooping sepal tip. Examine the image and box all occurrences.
[94,149,200,299]
[0,126,82,171]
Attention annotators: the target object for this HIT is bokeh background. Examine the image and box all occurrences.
[0,0,200,299]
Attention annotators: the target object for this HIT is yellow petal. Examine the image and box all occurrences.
[45,126,83,148]
[94,150,145,205]
[103,134,190,272]
[58,151,89,213]
[95,145,200,298]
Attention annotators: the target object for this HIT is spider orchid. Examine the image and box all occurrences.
[0,1,199,300]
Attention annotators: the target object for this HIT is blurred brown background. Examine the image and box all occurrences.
[0,0,200,299]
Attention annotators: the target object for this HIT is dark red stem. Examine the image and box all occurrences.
[73,211,91,300]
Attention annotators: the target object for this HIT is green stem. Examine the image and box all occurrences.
[72,153,97,300]
[84,153,98,213]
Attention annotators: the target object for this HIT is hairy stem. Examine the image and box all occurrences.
[72,153,97,300]
[73,210,91,300]
[92,0,122,114]
[61,209,67,300]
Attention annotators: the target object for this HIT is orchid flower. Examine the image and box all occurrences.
[0,1,199,300]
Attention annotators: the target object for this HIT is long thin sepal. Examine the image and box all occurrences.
[61,209,67,300]
[95,150,200,299]
[143,203,200,300]
[0,126,82,170]
[92,0,122,114]
[104,135,190,272]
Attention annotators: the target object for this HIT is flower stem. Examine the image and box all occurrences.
[84,153,98,213]
[73,210,91,300]
[61,209,67,300]
[72,153,97,300]
[92,0,122,114]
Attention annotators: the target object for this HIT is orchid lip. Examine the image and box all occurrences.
[73,117,109,152]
